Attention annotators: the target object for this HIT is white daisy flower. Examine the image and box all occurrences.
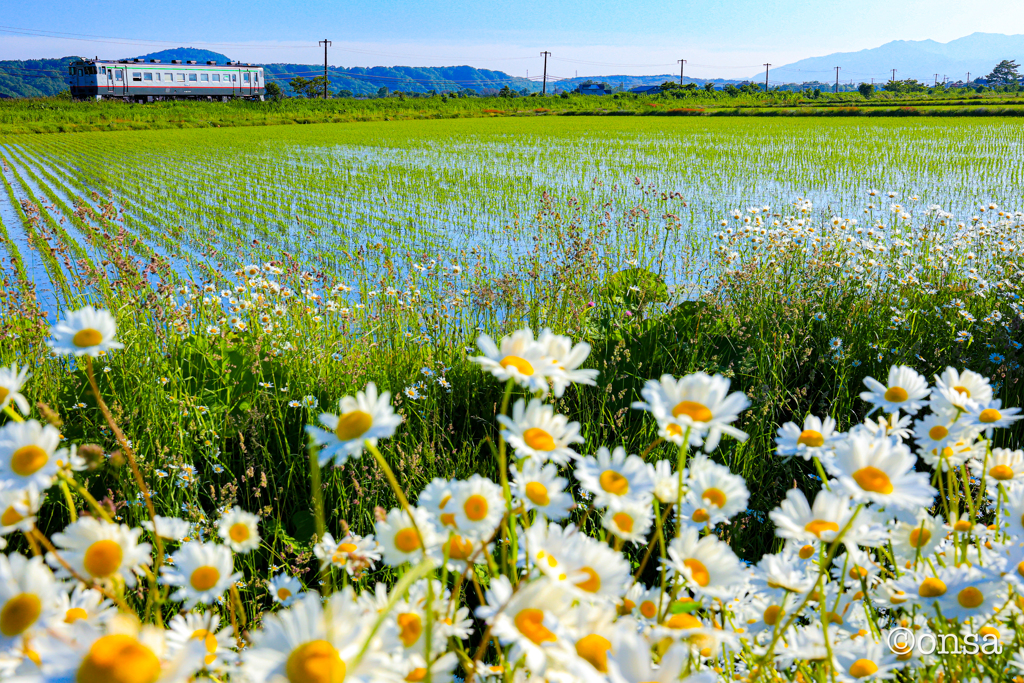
[574,446,655,509]
[601,499,653,545]
[449,474,504,541]
[511,460,574,520]
[632,372,749,452]
[313,532,380,576]
[470,328,553,394]
[681,454,749,525]
[477,575,569,674]
[48,517,152,587]
[242,590,393,683]
[859,365,930,415]
[827,432,936,511]
[0,487,41,538]
[832,638,900,683]
[930,367,992,417]
[375,507,439,567]
[607,630,715,683]
[664,527,747,599]
[160,541,240,609]
[217,506,261,553]
[141,516,193,541]
[0,553,58,647]
[0,363,30,415]
[963,399,1023,438]
[50,584,115,630]
[890,513,942,565]
[47,305,125,357]
[769,488,855,544]
[267,573,302,607]
[0,419,62,494]
[305,382,403,466]
[970,447,1024,489]
[166,612,235,669]
[647,458,681,504]
[935,567,1008,621]
[497,398,584,465]
[775,414,841,460]
[538,329,599,397]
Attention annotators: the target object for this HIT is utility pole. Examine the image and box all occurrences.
[966,71,971,84]
[319,39,332,99]
[891,68,897,83]
[540,52,551,95]
[763,63,770,91]
[678,59,686,85]
[834,66,840,93]
[934,73,939,86]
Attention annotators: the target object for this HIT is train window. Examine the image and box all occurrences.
[132,72,142,81]
[100,67,106,75]
[144,73,153,81]
[189,74,198,82]
[231,74,237,82]
[201,74,209,82]
[115,71,123,81]
[212,74,220,82]
[243,73,250,82]
[177,73,185,82]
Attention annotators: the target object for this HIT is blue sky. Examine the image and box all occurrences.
[3,0,1022,79]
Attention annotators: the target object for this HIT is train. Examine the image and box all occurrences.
[68,58,266,102]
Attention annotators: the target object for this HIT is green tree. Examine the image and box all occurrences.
[985,59,1022,85]
[288,77,309,97]
[264,82,283,101]
[703,82,715,92]
[858,82,875,98]
[376,86,389,98]
[337,89,353,98]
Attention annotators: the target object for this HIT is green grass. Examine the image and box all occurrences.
[2,115,1023,617]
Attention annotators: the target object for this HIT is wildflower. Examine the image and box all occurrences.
[679,454,750,525]
[775,414,841,461]
[497,398,585,465]
[477,575,568,674]
[991,353,1006,364]
[305,383,403,466]
[511,460,574,521]
[288,400,301,408]
[267,573,302,607]
[963,399,1023,437]
[971,447,1024,488]
[632,372,750,452]
[470,328,552,394]
[0,553,58,646]
[0,419,62,494]
[813,312,826,321]
[664,527,746,599]
[859,365,930,415]
[218,506,261,553]
[48,305,124,357]
[160,541,239,609]
[141,516,192,541]
[769,488,854,544]
[48,517,152,587]
[301,395,318,409]
[826,432,936,510]
[314,532,381,576]
[403,386,422,400]
[574,446,655,509]
[449,474,504,541]
[375,507,438,566]
[0,363,30,415]
[166,611,235,668]
[601,499,653,544]
[539,329,599,397]
[828,337,843,351]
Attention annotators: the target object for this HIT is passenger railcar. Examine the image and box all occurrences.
[68,58,266,101]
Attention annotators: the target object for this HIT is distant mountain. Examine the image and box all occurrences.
[0,58,74,97]
[130,48,232,64]
[767,33,1024,84]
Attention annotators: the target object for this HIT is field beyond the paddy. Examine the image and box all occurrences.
[1,115,1022,588]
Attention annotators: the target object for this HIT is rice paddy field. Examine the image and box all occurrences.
[3,116,1024,680]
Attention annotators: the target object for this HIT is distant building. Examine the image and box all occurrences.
[629,85,662,95]
[576,82,613,95]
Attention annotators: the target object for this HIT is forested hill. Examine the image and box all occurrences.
[0,49,539,97]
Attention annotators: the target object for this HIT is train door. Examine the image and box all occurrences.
[111,67,127,96]
[104,66,115,95]
[231,69,240,97]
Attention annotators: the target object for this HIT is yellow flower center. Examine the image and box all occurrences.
[229,522,250,543]
[523,428,555,451]
[953,385,971,397]
[692,508,710,523]
[514,608,556,644]
[848,659,879,678]
[65,607,88,624]
[397,612,422,647]
[928,425,949,440]
[852,466,893,494]
[0,387,8,404]
[575,634,612,673]
[285,640,347,683]
[612,512,634,533]
[762,605,783,626]
[338,542,358,554]
[702,488,727,508]
[979,408,1002,423]
[797,430,824,448]
[952,520,973,532]
[463,494,489,522]
[799,545,815,559]
[957,586,984,608]
[599,470,629,495]
[334,410,372,441]
[576,566,602,593]
[804,520,839,538]
[10,445,48,477]
[76,634,161,683]
[683,558,710,587]
[666,423,683,437]
[406,668,427,682]
[439,513,456,527]
[277,587,293,600]
[884,386,909,403]
[190,566,221,592]
[918,578,947,598]
[909,528,931,548]
[672,401,712,423]
[525,481,550,506]
[665,613,702,629]
[499,356,534,376]
[73,328,104,348]
[446,535,475,561]
[394,528,421,553]
[640,600,657,618]
[1,506,23,527]
[0,593,41,637]
[190,629,219,665]
[989,465,1014,480]
[83,539,123,578]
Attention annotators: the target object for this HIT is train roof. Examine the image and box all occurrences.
[71,58,262,68]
